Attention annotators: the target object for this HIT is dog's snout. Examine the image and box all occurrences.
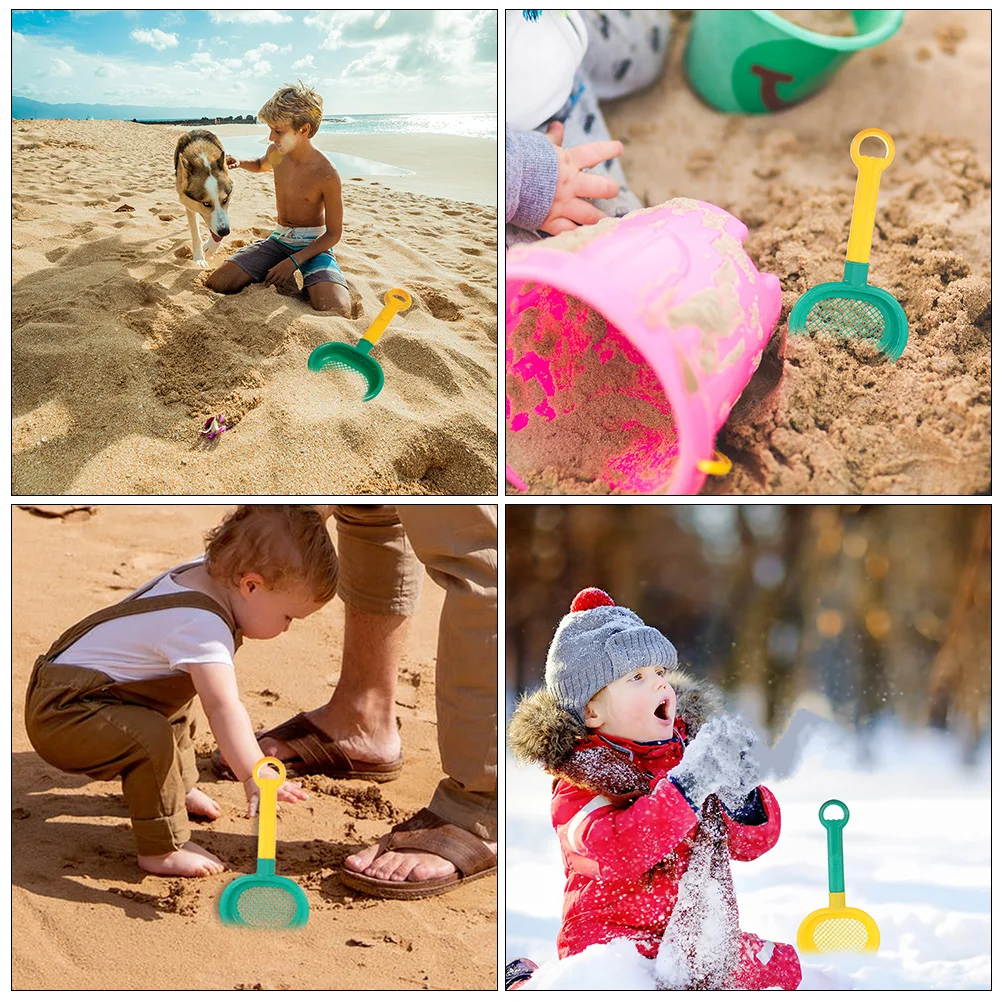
[216,224,230,238]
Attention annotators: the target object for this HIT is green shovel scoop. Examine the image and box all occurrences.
[219,757,309,929]
[789,128,908,360]
[308,287,412,401]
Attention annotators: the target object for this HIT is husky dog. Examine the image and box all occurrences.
[174,130,233,268]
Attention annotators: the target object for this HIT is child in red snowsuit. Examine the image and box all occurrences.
[508,588,802,990]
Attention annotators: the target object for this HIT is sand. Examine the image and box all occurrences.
[11,505,497,991]
[12,121,498,495]
[507,10,989,496]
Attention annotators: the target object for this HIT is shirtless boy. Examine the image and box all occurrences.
[207,83,352,315]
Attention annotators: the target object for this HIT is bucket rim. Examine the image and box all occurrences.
[749,10,905,52]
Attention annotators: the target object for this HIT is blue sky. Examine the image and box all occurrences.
[12,9,497,113]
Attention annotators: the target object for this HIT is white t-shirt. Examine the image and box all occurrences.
[53,559,236,682]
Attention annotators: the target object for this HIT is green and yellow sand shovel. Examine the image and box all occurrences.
[308,287,412,401]
[797,800,880,953]
[219,757,309,929]
[789,128,908,359]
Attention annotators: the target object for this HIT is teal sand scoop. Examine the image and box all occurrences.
[308,288,412,400]
[219,757,309,929]
[789,128,908,360]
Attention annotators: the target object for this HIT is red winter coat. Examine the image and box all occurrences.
[551,727,802,990]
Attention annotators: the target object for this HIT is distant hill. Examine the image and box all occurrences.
[12,96,250,122]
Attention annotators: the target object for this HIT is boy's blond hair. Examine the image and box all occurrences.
[204,505,338,602]
[258,82,324,138]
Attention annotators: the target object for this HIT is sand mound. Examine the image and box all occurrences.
[12,120,497,494]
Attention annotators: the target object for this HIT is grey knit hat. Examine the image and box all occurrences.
[545,588,678,722]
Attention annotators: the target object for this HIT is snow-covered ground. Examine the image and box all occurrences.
[505,718,990,990]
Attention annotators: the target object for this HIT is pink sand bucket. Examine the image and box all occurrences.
[506,199,783,494]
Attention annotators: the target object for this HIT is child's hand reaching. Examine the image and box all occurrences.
[243,770,309,818]
[540,121,625,236]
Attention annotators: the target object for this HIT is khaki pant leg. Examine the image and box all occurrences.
[25,668,191,855]
[332,505,424,615]
[169,700,199,794]
[397,505,498,841]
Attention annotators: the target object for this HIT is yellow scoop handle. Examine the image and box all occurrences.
[846,128,895,265]
[253,756,286,862]
[360,288,412,348]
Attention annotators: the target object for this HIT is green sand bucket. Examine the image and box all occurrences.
[308,287,412,401]
[789,127,908,359]
[219,757,309,929]
[685,10,904,114]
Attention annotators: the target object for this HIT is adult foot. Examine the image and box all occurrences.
[185,788,222,820]
[258,706,401,768]
[344,838,498,884]
[137,841,226,877]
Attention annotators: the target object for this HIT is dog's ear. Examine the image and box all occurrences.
[182,155,200,175]
[215,149,226,171]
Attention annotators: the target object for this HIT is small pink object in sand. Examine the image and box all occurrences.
[506,199,782,495]
[200,415,227,440]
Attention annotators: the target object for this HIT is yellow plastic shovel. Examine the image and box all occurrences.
[797,800,880,953]
[308,288,412,401]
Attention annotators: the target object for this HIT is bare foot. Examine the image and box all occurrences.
[344,839,498,884]
[258,706,401,768]
[137,841,226,877]
[186,788,222,820]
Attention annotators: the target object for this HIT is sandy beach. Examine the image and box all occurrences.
[12,120,498,495]
[506,10,990,496]
[11,505,497,991]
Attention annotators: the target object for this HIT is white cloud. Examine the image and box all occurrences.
[252,60,272,75]
[94,62,126,78]
[49,58,73,77]
[209,11,291,25]
[221,57,243,70]
[292,54,314,71]
[245,42,279,61]
[130,28,179,51]
[191,52,213,66]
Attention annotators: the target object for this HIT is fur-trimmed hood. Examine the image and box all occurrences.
[508,668,724,799]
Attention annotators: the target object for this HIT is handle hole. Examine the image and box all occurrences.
[859,136,888,159]
[821,801,848,823]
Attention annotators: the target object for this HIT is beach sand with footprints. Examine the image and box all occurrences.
[11,505,496,990]
[12,120,497,495]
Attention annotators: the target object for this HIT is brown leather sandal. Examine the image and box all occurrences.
[339,808,498,900]
[210,711,403,782]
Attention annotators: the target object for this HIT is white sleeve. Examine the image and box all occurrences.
[154,609,236,669]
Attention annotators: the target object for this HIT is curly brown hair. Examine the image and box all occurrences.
[204,505,338,602]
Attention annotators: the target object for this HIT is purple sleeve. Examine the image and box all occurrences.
[505,125,559,230]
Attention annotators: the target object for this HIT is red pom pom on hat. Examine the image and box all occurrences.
[570,588,615,613]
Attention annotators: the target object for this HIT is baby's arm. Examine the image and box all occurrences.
[226,143,278,173]
[554,777,699,882]
[188,662,307,813]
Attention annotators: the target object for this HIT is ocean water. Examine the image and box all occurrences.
[317,112,496,140]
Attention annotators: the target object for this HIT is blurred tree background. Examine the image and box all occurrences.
[506,505,990,760]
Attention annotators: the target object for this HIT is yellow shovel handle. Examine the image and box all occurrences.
[361,288,412,348]
[846,128,895,265]
[253,756,286,862]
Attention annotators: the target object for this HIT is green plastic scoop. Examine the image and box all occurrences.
[308,288,412,401]
[219,757,309,929]
[789,128,908,360]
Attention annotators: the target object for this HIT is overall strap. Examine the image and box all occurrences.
[43,563,238,662]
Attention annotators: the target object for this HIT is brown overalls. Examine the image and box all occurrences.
[24,563,239,856]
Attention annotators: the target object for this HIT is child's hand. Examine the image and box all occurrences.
[540,121,625,236]
[264,257,298,287]
[243,773,309,818]
[225,155,241,170]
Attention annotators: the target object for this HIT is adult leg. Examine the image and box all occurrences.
[307,280,352,316]
[205,260,256,294]
[258,504,421,768]
[344,504,498,886]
